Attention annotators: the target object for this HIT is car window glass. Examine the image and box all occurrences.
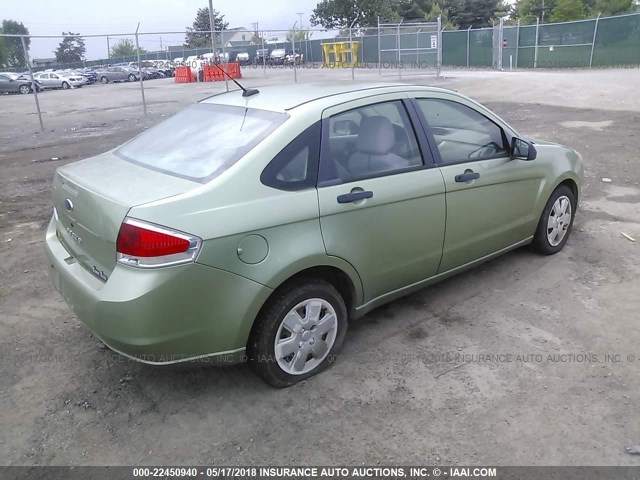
[417,99,508,164]
[319,100,423,184]
[51,74,58,79]
[261,122,320,191]
[117,103,288,183]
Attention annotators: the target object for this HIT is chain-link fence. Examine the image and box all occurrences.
[443,12,640,69]
[1,12,639,132]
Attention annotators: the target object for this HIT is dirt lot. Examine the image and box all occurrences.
[1,68,639,466]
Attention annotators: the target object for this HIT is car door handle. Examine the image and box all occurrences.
[337,191,374,204]
[455,172,480,182]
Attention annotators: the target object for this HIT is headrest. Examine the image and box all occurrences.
[356,116,395,155]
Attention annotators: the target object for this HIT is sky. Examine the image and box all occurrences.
[1,0,322,61]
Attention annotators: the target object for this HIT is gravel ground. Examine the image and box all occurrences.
[0,68,639,466]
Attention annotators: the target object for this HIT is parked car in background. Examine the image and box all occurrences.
[255,49,270,65]
[285,49,304,66]
[235,52,250,65]
[33,71,84,89]
[0,74,38,94]
[269,49,286,65]
[96,66,138,84]
[154,61,174,77]
[45,83,583,387]
[78,68,98,84]
[172,57,184,66]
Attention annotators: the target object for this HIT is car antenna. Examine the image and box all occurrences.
[209,62,259,97]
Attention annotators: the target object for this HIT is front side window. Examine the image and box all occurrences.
[116,103,288,182]
[319,100,423,184]
[417,99,508,165]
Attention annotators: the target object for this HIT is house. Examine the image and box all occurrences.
[220,27,253,48]
[32,57,57,68]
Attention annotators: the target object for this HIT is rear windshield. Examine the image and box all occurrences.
[116,103,288,182]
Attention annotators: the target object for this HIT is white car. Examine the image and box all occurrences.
[33,71,84,89]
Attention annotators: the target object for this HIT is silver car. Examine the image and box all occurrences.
[97,66,139,84]
[33,72,84,89]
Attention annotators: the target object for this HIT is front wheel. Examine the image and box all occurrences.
[61,81,70,89]
[248,279,348,388]
[19,84,31,94]
[101,76,108,84]
[532,185,576,255]
[128,74,136,82]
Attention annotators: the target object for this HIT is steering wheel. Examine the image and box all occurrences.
[468,142,501,160]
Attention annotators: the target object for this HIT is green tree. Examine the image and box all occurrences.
[310,0,399,29]
[110,39,146,58]
[549,0,585,21]
[426,2,458,28]
[594,0,635,15]
[184,7,229,49]
[1,20,30,68]
[54,32,86,64]
[511,0,558,23]
[443,0,508,28]
[286,29,312,42]
[0,35,7,67]
[396,0,434,19]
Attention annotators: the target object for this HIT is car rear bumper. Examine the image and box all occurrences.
[45,214,272,365]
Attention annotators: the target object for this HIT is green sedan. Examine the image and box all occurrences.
[45,83,583,387]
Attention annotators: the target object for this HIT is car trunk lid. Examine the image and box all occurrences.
[52,152,198,281]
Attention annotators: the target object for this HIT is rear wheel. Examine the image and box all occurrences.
[128,74,136,82]
[61,81,70,89]
[248,279,347,388]
[19,84,31,94]
[101,76,108,84]
[532,185,576,255]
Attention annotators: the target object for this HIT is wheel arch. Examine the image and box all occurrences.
[244,262,363,351]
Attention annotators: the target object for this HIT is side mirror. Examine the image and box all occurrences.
[511,137,537,161]
[333,119,359,136]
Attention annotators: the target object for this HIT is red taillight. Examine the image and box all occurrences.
[116,218,201,268]
[117,222,190,257]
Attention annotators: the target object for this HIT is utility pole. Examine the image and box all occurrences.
[208,0,216,54]
[541,0,545,23]
[159,36,163,51]
[106,36,110,59]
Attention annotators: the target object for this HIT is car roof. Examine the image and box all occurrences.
[199,83,455,113]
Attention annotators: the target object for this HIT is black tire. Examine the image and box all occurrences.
[531,184,576,255]
[248,279,348,388]
[128,74,136,82]
[101,76,108,84]
[19,84,31,94]
[61,81,70,89]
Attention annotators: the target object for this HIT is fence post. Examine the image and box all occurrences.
[499,17,504,70]
[134,24,147,117]
[378,17,382,76]
[262,35,267,77]
[589,13,601,67]
[534,17,539,68]
[467,26,471,68]
[397,20,402,79]
[221,27,229,91]
[515,19,520,69]
[437,16,442,77]
[292,23,298,84]
[20,35,44,132]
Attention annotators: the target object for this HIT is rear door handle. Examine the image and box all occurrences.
[337,191,373,204]
[455,172,480,182]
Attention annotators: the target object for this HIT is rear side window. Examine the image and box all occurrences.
[116,103,288,182]
[261,122,321,191]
